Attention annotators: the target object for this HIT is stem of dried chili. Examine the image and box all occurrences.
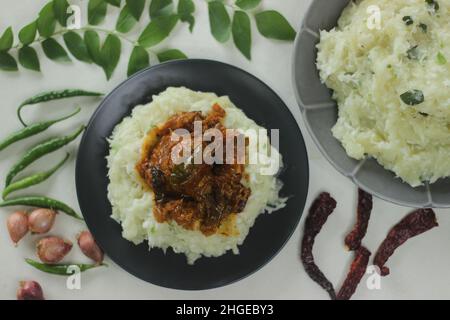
[345,189,373,251]
[373,209,438,276]
[301,192,337,300]
[337,246,371,300]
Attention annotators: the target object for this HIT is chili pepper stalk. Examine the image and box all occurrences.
[3,153,70,199]
[5,125,85,187]
[18,89,103,126]
[0,107,81,153]
[0,196,83,220]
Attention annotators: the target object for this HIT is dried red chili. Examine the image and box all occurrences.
[337,246,371,300]
[345,189,373,251]
[374,208,438,276]
[301,192,337,300]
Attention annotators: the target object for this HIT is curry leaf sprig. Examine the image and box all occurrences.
[208,0,297,60]
[0,0,296,79]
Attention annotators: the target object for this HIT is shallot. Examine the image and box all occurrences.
[6,211,28,245]
[77,230,104,264]
[28,208,57,234]
[37,236,72,264]
[17,281,44,300]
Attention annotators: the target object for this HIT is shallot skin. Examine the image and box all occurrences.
[37,236,73,264]
[17,281,45,300]
[77,231,104,264]
[7,211,29,245]
[28,208,57,234]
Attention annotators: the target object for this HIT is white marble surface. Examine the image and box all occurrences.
[0,0,449,300]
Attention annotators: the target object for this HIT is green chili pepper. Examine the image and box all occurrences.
[0,107,81,153]
[25,258,106,276]
[18,89,103,126]
[2,153,70,199]
[5,125,85,187]
[0,196,83,220]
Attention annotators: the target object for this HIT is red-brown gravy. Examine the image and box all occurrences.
[136,104,251,236]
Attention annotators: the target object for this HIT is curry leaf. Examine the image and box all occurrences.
[419,23,428,33]
[53,0,71,27]
[208,1,231,43]
[18,46,40,71]
[0,27,14,52]
[63,31,92,63]
[42,38,71,62]
[426,0,440,13]
[407,46,420,60]
[255,10,296,41]
[138,15,179,48]
[0,52,18,71]
[400,90,425,106]
[116,5,138,33]
[157,49,187,62]
[127,46,149,77]
[150,0,174,18]
[437,52,447,65]
[178,0,195,32]
[19,21,37,46]
[84,30,102,65]
[37,2,56,38]
[232,11,251,60]
[126,0,145,20]
[235,0,261,10]
[88,0,108,25]
[105,0,121,7]
[100,34,121,80]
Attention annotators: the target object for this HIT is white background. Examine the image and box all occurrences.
[0,0,449,300]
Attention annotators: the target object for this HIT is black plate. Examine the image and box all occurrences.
[76,59,309,290]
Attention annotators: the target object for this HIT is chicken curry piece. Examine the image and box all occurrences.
[136,104,251,236]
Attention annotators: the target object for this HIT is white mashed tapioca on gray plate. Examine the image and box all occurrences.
[317,0,450,187]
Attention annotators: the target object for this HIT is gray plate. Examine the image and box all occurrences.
[292,0,450,208]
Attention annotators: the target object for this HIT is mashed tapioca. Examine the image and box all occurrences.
[317,0,450,187]
[107,87,286,264]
